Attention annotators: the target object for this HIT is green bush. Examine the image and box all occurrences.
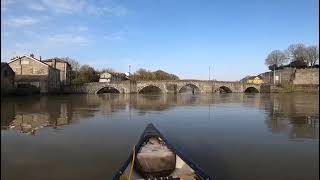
[290,60,307,68]
[280,83,295,93]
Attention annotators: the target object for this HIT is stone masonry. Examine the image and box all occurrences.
[62,80,262,94]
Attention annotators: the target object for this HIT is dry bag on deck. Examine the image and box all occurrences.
[134,137,176,178]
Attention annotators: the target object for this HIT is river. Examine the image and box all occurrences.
[1,93,319,180]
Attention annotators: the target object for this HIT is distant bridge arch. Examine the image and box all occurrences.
[244,86,259,93]
[96,86,121,94]
[137,83,167,94]
[138,85,163,94]
[178,83,201,93]
[215,85,233,93]
[243,83,261,93]
[80,82,130,94]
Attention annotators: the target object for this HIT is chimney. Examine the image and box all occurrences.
[39,56,42,61]
[30,54,34,58]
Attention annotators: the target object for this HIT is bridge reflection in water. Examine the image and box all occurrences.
[1,93,318,140]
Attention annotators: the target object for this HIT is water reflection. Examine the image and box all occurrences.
[263,94,319,140]
[1,96,73,134]
[1,93,319,139]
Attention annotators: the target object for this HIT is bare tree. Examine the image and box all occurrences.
[131,68,179,80]
[78,64,99,82]
[61,57,80,72]
[60,57,81,82]
[305,46,319,67]
[265,50,288,67]
[101,68,115,73]
[287,43,308,63]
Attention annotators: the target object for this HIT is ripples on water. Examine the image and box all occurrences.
[1,93,319,180]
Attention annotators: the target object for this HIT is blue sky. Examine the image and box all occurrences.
[1,0,319,81]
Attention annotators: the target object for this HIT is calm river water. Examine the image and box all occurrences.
[1,93,319,180]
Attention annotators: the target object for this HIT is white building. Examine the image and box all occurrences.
[99,72,129,82]
[99,72,112,82]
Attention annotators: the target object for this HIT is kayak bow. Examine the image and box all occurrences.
[113,123,212,180]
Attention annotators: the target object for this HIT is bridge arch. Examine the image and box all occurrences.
[178,83,201,94]
[216,86,232,93]
[95,86,122,94]
[138,85,163,94]
[244,87,259,93]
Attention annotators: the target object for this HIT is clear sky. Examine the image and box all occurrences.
[1,0,319,81]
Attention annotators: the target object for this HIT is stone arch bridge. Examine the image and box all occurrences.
[63,80,262,94]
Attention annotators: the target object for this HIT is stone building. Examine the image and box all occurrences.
[8,55,60,93]
[43,58,71,86]
[1,62,15,95]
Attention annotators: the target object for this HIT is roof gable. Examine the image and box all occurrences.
[8,55,50,67]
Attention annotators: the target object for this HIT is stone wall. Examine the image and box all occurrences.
[62,84,89,93]
[259,68,295,84]
[294,85,319,92]
[260,68,319,86]
[260,84,271,93]
[293,69,319,85]
[278,68,295,84]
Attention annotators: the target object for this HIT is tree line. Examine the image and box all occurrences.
[130,69,179,81]
[59,57,98,84]
[60,57,179,84]
[265,43,319,70]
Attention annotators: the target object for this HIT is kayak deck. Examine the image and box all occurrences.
[113,124,212,180]
[121,155,197,180]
